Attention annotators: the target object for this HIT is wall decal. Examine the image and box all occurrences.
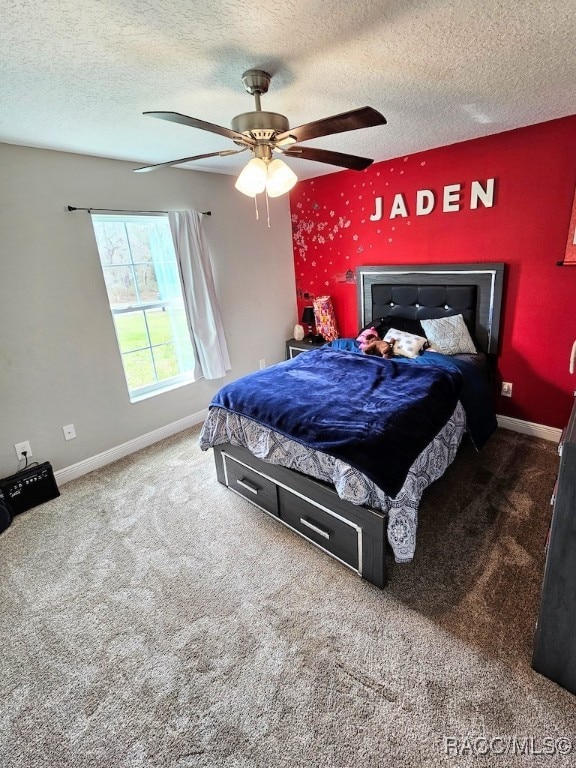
[289,116,576,429]
[335,269,356,284]
[369,178,496,221]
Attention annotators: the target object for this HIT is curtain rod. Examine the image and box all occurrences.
[66,206,211,216]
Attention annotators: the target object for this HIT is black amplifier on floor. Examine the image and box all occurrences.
[0,462,60,515]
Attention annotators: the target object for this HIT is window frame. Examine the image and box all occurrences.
[90,212,198,402]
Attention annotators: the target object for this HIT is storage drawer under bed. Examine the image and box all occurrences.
[223,455,279,516]
[214,444,387,588]
[278,487,360,570]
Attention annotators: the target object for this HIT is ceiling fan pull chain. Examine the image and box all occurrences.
[265,191,271,228]
[254,195,259,221]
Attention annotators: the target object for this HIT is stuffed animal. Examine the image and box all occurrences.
[363,338,395,358]
[356,326,380,351]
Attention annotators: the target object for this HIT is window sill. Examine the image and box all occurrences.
[129,375,198,403]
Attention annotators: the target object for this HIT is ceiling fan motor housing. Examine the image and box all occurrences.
[137,67,385,173]
[234,70,290,145]
[231,111,290,142]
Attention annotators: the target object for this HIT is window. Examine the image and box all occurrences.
[91,214,197,401]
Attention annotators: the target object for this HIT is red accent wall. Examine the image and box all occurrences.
[289,115,576,429]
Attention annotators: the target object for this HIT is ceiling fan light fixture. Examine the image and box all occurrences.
[235,157,267,196]
[265,158,298,198]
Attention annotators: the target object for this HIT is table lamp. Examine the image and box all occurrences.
[301,307,316,338]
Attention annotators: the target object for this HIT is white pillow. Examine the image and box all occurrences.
[383,328,428,358]
[420,314,477,355]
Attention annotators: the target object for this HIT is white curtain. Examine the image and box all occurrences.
[168,210,231,379]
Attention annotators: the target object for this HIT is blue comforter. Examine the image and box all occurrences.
[396,350,496,450]
[209,345,485,497]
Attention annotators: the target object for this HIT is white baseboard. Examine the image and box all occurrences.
[54,409,209,486]
[497,414,561,443]
[54,408,558,486]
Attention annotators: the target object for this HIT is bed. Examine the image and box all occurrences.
[200,263,504,588]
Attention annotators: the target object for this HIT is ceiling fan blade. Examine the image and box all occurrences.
[144,111,253,144]
[283,146,374,171]
[133,148,247,173]
[275,106,386,144]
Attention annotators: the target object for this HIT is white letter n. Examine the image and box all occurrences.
[470,178,495,209]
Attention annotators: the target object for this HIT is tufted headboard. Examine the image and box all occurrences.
[356,263,505,355]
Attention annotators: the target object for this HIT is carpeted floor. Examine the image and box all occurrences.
[1,426,575,767]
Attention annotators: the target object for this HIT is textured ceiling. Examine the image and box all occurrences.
[1,0,575,180]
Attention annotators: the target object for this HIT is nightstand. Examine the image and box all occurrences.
[285,337,325,360]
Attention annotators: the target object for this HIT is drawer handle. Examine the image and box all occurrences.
[299,517,331,540]
[236,477,260,495]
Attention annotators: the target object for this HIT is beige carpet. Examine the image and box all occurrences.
[1,426,575,767]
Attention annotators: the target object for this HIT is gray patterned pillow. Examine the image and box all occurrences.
[420,314,477,355]
[383,328,428,358]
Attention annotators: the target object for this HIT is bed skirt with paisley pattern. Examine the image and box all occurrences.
[200,402,466,562]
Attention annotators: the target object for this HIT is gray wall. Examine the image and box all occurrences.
[0,143,296,477]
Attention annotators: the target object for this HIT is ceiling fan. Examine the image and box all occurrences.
[134,69,386,197]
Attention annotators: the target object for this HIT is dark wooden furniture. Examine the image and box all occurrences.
[213,443,387,587]
[286,337,325,359]
[209,263,504,588]
[532,396,576,694]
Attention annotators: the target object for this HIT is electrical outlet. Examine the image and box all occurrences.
[501,382,513,397]
[63,424,76,440]
[14,441,32,460]
[259,358,266,369]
